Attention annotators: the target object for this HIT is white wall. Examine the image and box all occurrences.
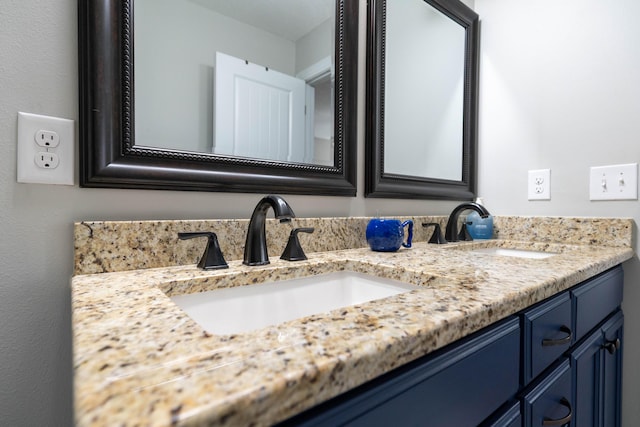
[475,0,640,425]
[0,1,455,424]
[295,17,334,74]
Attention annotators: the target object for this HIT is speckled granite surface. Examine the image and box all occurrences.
[72,217,635,426]
[73,216,632,275]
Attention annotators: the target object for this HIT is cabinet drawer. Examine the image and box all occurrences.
[287,317,520,427]
[572,266,623,342]
[523,292,572,383]
[523,359,572,427]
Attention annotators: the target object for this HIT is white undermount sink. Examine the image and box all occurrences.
[170,271,420,335]
[470,247,557,259]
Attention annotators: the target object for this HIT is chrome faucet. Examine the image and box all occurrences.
[243,195,295,266]
[445,202,490,242]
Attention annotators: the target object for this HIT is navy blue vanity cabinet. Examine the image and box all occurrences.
[570,310,623,427]
[284,317,520,427]
[519,267,624,427]
[569,266,624,427]
[279,266,624,427]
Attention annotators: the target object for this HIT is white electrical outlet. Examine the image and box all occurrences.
[17,112,74,185]
[528,169,551,200]
[589,163,638,201]
[35,152,60,169]
[35,130,60,148]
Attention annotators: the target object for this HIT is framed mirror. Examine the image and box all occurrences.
[365,0,479,200]
[78,0,358,196]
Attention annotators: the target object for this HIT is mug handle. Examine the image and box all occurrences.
[402,220,414,248]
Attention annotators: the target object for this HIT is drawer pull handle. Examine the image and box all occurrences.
[542,397,572,426]
[542,325,572,347]
[603,338,621,354]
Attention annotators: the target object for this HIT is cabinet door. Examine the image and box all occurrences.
[348,318,519,427]
[284,317,520,427]
[570,310,623,427]
[523,359,572,427]
[601,311,623,427]
[570,324,601,427]
[572,266,623,342]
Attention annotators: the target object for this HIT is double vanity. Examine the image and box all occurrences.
[71,215,633,426]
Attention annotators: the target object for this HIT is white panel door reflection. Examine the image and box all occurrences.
[214,52,309,163]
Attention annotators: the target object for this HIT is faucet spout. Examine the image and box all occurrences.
[444,202,490,242]
[243,195,295,266]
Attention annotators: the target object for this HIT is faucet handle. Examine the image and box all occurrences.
[178,232,229,270]
[422,223,447,244]
[458,223,473,241]
[280,228,314,261]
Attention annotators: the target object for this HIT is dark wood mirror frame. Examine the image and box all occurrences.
[78,0,358,196]
[365,0,479,200]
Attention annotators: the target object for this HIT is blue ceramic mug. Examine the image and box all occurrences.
[366,219,414,252]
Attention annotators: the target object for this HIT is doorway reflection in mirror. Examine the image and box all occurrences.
[134,0,335,166]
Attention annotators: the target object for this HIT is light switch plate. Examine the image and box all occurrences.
[589,163,638,200]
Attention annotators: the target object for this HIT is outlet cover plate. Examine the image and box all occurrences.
[589,163,638,200]
[528,169,551,200]
[17,112,74,185]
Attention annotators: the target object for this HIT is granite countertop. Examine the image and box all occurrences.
[72,239,634,426]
